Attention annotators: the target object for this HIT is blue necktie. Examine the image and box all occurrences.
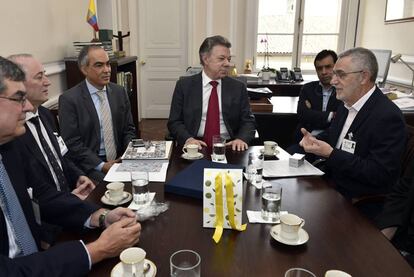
[0,154,38,256]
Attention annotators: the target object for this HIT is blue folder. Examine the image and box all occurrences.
[165,159,244,199]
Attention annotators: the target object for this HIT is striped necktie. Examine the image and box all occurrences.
[0,155,38,256]
[96,90,117,161]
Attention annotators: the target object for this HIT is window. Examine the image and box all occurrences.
[249,0,358,73]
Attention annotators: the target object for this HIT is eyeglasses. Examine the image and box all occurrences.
[332,70,363,79]
[0,95,27,107]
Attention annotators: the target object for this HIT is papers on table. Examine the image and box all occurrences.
[263,160,324,178]
[246,210,288,224]
[393,97,414,110]
[121,141,173,160]
[104,162,169,182]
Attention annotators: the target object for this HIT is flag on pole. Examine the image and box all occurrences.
[86,0,99,32]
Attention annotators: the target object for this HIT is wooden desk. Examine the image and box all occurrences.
[80,146,413,276]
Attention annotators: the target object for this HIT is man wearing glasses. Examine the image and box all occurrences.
[300,47,407,218]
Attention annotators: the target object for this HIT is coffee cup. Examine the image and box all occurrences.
[325,270,352,277]
[264,141,278,155]
[120,247,146,276]
[280,213,305,240]
[105,182,125,202]
[182,144,199,158]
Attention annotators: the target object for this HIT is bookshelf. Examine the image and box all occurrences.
[64,56,140,137]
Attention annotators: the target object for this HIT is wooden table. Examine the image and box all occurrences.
[81,146,413,277]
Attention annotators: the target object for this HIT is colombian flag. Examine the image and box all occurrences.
[86,0,99,32]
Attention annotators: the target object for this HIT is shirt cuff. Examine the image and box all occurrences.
[84,216,95,229]
[327,112,334,123]
[79,240,92,270]
[95,162,104,172]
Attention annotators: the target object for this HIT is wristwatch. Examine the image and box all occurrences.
[99,210,109,229]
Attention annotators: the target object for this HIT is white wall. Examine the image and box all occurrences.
[357,0,414,87]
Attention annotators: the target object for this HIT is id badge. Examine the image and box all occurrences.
[341,138,356,154]
[56,135,68,156]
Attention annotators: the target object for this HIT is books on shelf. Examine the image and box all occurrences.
[116,71,133,95]
[121,140,173,160]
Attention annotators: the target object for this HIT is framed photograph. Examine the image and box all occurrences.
[385,0,414,23]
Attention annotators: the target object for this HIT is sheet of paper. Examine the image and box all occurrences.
[246,210,288,224]
[263,160,324,178]
[393,97,414,110]
[104,162,169,182]
[127,192,156,210]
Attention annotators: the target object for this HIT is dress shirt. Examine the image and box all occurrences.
[321,84,334,112]
[336,85,376,148]
[197,70,230,139]
[26,111,63,189]
[85,79,111,171]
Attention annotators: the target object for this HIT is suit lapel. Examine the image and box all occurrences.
[38,112,63,161]
[105,84,119,146]
[21,124,52,172]
[331,105,348,144]
[347,89,380,136]
[80,81,101,140]
[193,73,203,134]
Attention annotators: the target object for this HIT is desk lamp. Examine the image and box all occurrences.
[391,53,414,94]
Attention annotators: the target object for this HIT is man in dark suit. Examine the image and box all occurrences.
[0,57,141,276]
[9,54,94,199]
[299,48,406,216]
[59,46,136,182]
[167,35,256,151]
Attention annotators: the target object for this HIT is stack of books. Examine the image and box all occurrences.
[73,41,114,58]
[116,71,133,95]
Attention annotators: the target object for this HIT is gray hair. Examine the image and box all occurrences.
[7,53,33,76]
[0,56,25,95]
[77,45,104,69]
[199,35,231,66]
[338,47,378,83]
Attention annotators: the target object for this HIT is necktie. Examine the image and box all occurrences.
[30,116,67,191]
[204,81,220,148]
[0,155,38,256]
[96,90,117,161]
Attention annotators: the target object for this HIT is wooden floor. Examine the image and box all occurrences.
[139,119,168,140]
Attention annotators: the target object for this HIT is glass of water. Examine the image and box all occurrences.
[247,152,264,185]
[170,249,201,277]
[212,135,226,161]
[131,171,149,206]
[261,182,282,222]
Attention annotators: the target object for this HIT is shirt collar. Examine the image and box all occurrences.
[25,110,39,121]
[202,70,222,88]
[85,79,106,95]
[318,82,334,93]
[344,85,376,112]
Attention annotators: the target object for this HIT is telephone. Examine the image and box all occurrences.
[275,67,290,82]
[290,67,303,82]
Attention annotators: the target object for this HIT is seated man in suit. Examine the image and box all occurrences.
[9,54,95,200]
[0,57,141,276]
[59,46,136,182]
[167,35,256,151]
[299,47,406,218]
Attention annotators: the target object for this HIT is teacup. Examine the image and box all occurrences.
[120,247,146,276]
[264,141,278,155]
[182,144,199,158]
[325,270,352,277]
[105,182,125,202]
[280,213,305,240]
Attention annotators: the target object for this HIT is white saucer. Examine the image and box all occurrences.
[270,224,309,246]
[181,152,204,160]
[264,150,279,156]
[101,192,132,206]
[111,258,157,277]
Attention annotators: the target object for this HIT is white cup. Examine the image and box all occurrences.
[120,247,146,276]
[105,182,125,202]
[280,213,305,240]
[264,141,278,155]
[182,144,199,158]
[325,270,352,277]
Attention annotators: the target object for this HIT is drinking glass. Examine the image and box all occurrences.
[131,171,149,206]
[285,268,316,277]
[212,135,226,161]
[170,249,201,277]
[246,152,264,185]
[261,182,282,222]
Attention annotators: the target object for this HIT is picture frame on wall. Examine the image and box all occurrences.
[385,0,414,23]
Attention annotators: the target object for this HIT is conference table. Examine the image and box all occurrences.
[79,145,413,276]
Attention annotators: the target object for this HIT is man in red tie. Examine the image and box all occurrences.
[168,35,256,151]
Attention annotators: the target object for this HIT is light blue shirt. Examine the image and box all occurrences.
[320,84,334,112]
[85,79,111,171]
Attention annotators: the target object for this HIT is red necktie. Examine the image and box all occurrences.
[204,81,220,148]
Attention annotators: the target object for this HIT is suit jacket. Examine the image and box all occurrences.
[0,140,99,277]
[59,81,136,173]
[167,73,256,145]
[319,87,407,198]
[297,81,342,132]
[15,106,83,191]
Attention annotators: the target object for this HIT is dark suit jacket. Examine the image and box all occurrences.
[0,140,99,277]
[297,81,342,132]
[167,73,256,145]
[15,106,83,191]
[319,87,407,198]
[59,81,136,173]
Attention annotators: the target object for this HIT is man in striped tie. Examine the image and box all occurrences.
[0,57,141,276]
